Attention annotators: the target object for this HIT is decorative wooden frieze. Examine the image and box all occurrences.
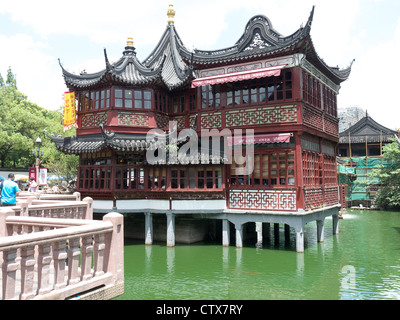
[172,116,186,130]
[303,186,339,210]
[301,58,340,93]
[303,105,339,138]
[303,105,323,131]
[228,189,297,211]
[324,114,339,138]
[155,113,169,130]
[118,112,149,127]
[81,112,107,128]
[200,112,222,129]
[226,105,297,127]
[189,115,197,129]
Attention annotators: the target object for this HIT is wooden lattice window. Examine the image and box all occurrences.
[230,150,295,188]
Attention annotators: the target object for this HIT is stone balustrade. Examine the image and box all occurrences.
[0,195,124,300]
[10,193,93,220]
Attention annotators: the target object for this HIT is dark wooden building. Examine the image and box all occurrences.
[338,113,397,157]
[47,5,352,214]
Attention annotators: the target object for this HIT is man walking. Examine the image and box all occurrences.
[0,173,20,206]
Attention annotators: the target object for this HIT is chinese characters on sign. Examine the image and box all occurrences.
[63,91,77,131]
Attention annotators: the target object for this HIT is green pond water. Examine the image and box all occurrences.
[115,210,400,300]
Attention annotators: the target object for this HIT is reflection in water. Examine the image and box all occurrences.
[118,211,400,300]
[167,247,175,274]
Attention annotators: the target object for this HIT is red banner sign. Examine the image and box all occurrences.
[227,133,291,146]
[191,65,285,88]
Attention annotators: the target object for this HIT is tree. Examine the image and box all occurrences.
[5,67,17,88]
[370,140,400,209]
[0,68,78,177]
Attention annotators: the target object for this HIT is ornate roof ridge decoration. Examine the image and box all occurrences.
[142,22,191,90]
[339,114,397,144]
[179,7,315,63]
[178,6,353,84]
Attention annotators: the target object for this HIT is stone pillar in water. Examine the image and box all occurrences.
[222,219,230,247]
[317,218,325,242]
[166,213,175,247]
[145,213,153,245]
[333,214,340,235]
[235,223,243,248]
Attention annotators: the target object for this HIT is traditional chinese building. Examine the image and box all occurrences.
[46,5,352,251]
[337,113,397,208]
[338,112,397,157]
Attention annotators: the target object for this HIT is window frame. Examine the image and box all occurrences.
[229,149,296,189]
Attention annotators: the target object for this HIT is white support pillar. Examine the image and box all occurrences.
[235,223,243,248]
[333,214,339,235]
[295,225,304,253]
[256,222,263,244]
[145,213,153,245]
[222,219,230,247]
[317,219,325,242]
[166,213,175,247]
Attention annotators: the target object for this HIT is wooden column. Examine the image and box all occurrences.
[294,132,304,211]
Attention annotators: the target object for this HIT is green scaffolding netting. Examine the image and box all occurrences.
[338,156,392,201]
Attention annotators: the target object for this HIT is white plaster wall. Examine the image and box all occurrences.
[93,200,114,211]
[117,199,170,210]
[171,200,226,211]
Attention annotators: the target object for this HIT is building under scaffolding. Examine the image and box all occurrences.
[337,157,389,208]
[338,114,397,208]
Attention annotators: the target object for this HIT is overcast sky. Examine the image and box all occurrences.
[1,0,399,129]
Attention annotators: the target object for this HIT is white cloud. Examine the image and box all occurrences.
[0,33,65,109]
[339,15,400,130]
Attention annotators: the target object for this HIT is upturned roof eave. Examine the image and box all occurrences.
[179,6,315,67]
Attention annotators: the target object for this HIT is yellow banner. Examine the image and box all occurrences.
[63,91,77,130]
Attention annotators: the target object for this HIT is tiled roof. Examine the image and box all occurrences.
[60,25,190,91]
[339,115,397,144]
[60,6,352,91]
[179,7,352,85]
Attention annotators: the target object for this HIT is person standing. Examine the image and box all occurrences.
[28,177,37,192]
[0,173,21,206]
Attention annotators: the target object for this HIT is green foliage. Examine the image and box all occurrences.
[370,140,400,209]
[6,67,17,88]
[0,68,78,183]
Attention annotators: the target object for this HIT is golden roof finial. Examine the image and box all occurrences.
[127,36,134,47]
[167,4,175,24]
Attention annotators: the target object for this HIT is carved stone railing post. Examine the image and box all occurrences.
[82,197,93,220]
[73,192,81,201]
[67,238,81,285]
[93,233,105,277]
[53,240,67,290]
[2,248,18,300]
[81,235,93,281]
[20,245,36,300]
[37,243,52,295]
[103,212,124,284]
[0,208,15,238]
